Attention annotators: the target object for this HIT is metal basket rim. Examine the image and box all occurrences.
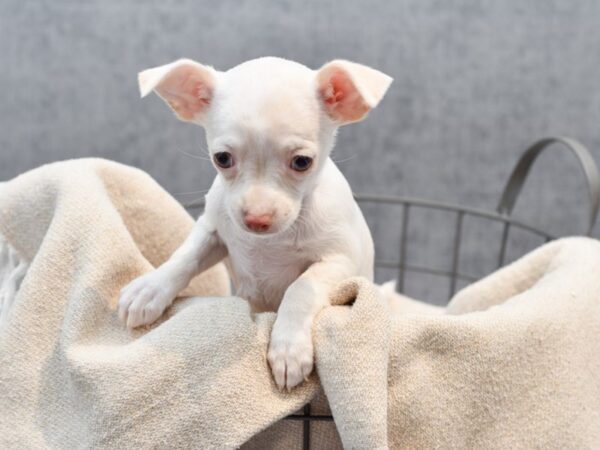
[184,193,555,239]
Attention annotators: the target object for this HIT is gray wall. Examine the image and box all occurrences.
[2,0,600,303]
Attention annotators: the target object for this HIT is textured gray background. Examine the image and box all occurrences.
[2,0,600,303]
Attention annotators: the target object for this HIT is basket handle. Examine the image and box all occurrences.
[496,137,600,236]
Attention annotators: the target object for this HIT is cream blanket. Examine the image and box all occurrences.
[1,159,599,449]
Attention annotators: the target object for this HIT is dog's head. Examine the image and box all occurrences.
[139,57,392,235]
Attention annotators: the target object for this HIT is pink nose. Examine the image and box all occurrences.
[244,213,273,232]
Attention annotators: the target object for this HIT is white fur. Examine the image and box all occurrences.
[119,57,392,390]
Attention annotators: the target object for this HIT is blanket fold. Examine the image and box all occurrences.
[1,159,599,449]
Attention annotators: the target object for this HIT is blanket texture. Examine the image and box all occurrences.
[1,159,599,449]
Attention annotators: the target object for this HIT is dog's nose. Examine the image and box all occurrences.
[244,213,273,232]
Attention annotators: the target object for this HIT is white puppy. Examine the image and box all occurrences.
[118,57,392,390]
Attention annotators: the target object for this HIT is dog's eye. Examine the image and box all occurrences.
[290,155,313,172]
[213,151,234,169]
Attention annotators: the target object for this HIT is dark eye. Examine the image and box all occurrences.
[290,155,313,172]
[213,151,234,169]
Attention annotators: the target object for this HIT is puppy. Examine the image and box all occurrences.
[118,57,392,390]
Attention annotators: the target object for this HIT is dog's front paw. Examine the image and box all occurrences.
[118,271,177,329]
[267,324,314,390]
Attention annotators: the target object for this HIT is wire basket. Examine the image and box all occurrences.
[185,136,600,450]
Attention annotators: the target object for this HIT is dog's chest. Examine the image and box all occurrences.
[222,235,313,312]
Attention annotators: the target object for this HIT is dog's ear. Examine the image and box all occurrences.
[316,60,392,124]
[138,59,217,122]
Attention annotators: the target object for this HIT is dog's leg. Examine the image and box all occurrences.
[118,215,227,328]
[268,254,353,390]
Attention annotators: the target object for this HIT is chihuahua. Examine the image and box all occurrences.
[118,57,392,390]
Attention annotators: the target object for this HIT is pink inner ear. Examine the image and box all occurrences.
[321,71,369,123]
[158,67,212,121]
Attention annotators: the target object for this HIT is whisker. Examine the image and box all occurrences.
[198,144,212,157]
[180,195,207,209]
[331,154,359,164]
[176,148,212,161]
[173,188,211,196]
